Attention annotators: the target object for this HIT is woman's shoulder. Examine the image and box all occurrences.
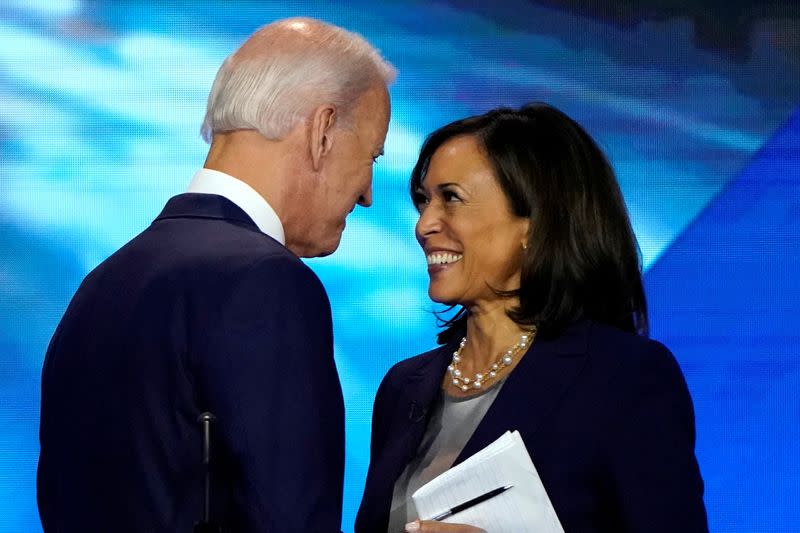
[587,320,670,355]
[584,320,685,386]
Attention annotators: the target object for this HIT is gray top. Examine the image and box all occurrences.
[387,381,505,532]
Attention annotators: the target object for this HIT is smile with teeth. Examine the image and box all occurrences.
[426,252,463,266]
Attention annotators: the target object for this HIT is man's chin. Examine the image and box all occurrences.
[293,222,345,258]
[310,232,344,258]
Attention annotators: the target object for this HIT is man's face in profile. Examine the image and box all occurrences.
[308,85,391,257]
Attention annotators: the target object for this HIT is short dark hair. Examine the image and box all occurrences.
[410,103,648,343]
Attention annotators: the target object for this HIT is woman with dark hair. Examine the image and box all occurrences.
[355,103,708,533]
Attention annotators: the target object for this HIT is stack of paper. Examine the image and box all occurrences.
[411,430,564,533]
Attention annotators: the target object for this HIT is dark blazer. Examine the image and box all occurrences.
[356,320,708,533]
[38,193,345,533]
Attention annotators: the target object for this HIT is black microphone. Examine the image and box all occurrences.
[408,401,428,422]
[194,412,222,533]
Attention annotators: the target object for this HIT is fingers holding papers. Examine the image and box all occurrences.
[404,519,486,533]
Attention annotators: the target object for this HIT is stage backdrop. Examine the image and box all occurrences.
[1,1,798,531]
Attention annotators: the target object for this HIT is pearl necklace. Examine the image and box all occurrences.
[447,327,537,392]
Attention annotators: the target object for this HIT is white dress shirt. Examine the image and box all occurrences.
[187,168,285,245]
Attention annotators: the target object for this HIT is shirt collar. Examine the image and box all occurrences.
[187,168,285,245]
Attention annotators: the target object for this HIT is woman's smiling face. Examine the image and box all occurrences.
[414,135,529,308]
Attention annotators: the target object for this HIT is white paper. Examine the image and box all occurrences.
[411,431,564,533]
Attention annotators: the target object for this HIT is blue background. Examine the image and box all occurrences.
[1,1,798,531]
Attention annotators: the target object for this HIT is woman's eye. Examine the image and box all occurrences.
[443,190,461,202]
[412,192,430,208]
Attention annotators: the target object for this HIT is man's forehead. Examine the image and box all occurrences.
[354,88,390,138]
[356,85,390,117]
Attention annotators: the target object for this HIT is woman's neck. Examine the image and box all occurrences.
[458,300,531,375]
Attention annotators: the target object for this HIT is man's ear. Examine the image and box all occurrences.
[309,103,337,171]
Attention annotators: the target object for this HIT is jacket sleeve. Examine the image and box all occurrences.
[603,341,709,532]
[192,256,344,533]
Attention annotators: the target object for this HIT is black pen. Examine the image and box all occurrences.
[430,485,513,521]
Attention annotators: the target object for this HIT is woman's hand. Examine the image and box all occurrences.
[404,519,486,532]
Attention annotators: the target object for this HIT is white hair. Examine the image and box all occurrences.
[201,18,396,143]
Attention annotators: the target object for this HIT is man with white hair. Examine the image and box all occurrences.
[37,17,394,533]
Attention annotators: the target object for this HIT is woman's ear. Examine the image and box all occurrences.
[520,218,531,250]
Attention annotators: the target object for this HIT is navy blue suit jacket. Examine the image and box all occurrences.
[38,194,344,533]
[356,320,708,533]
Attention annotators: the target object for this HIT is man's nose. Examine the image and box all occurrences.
[357,184,373,207]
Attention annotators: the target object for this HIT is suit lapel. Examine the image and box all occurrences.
[358,345,454,531]
[390,344,454,469]
[454,320,592,464]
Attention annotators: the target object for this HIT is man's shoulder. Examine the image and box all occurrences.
[129,211,301,269]
[85,214,322,300]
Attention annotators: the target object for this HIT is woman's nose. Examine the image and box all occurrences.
[415,205,442,244]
